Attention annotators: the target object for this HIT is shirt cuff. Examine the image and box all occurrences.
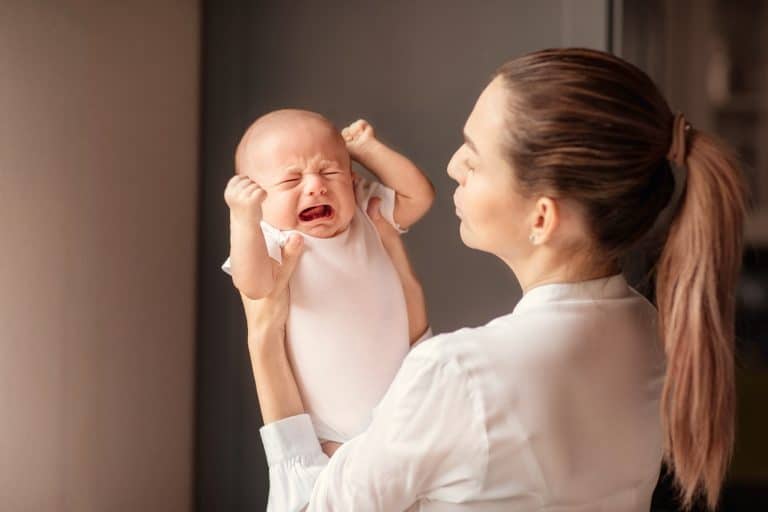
[260,414,324,468]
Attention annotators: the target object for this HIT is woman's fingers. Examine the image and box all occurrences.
[367,198,413,279]
[366,197,395,235]
[272,234,304,294]
[366,196,382,219]
[238,235,302,341]
[367,197,429,342]
[367,197,405,256]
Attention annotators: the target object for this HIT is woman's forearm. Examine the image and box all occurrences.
[249,330,305,424]
[239,235,306,425]
[403,279,428,345]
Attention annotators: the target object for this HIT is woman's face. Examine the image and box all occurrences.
[447,77,535,263]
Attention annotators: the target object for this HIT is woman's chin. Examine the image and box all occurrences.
[459,223,492,253]
[458,222,476,248]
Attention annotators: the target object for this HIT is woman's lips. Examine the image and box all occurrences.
[453,192,462,217]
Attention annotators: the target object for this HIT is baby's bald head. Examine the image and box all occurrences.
[235,109,349,181]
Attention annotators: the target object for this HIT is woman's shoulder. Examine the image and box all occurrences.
[405,305,648,382]
[408,324,484,360]
[411,310,542,353]
[405,316,520,377]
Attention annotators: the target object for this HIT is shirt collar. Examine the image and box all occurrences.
[512,273,631,315]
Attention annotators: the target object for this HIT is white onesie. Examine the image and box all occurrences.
[222,180,410,442]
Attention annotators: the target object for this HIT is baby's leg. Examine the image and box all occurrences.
[320,440,342,457]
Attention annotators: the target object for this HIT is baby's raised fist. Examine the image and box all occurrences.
[342,119,376,159]
[224,175,266,226]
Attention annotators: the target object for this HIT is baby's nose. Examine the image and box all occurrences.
[304,174,327,195]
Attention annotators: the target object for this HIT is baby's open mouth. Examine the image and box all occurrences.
[298,204,334,222]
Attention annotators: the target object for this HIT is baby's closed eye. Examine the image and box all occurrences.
[276,173,302,187]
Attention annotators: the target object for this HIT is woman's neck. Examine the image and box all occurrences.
[506,246,620,294]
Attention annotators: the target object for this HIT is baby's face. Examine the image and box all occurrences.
[241,119,356,238]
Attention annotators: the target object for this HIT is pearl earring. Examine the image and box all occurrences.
[529,234,537,244]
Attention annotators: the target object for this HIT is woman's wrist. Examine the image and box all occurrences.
[400,272,423,293]
[248,329,304,423]
[247,327,286,357]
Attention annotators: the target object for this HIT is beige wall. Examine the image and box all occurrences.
[0,2,199,510]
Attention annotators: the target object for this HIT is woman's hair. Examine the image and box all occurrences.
[495,48,747,510]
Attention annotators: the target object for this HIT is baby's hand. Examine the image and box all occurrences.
[342,119,377,160]
[224,175,266,227]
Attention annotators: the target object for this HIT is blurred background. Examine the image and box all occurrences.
[1,0,765,510]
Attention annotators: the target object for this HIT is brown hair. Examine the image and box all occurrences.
[495,48,747,510]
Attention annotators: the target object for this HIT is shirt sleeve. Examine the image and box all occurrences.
[221,221,287,274]
[354,178,408,234]
[259,341,488,511]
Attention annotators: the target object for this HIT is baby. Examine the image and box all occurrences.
[222,109,434,444]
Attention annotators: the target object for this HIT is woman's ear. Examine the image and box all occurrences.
[529,197,559,245]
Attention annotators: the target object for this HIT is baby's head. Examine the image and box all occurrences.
[235,109,356,238]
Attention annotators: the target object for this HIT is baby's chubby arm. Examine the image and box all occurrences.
[342,120,435,230]
[223,175,275,299]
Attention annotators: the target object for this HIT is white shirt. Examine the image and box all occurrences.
[260,273,667,511]
[223,180,411,442]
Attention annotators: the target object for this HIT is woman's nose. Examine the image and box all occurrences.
[446,150,461,183]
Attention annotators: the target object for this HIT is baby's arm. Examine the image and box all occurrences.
[224,175,275,299]
[343,120,435,230]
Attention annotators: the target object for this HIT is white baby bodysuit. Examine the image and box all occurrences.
[222,180,410,442]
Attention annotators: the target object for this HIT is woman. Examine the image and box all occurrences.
[238,48,746,511]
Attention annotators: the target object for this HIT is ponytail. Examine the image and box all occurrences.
[656,129,747,510]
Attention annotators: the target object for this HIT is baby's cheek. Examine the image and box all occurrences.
[261,193,298,230]
[338,187,358,217]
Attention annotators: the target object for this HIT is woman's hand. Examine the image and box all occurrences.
[241,234,303,352]
[367,197,430,344]
[241,234,306,424]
